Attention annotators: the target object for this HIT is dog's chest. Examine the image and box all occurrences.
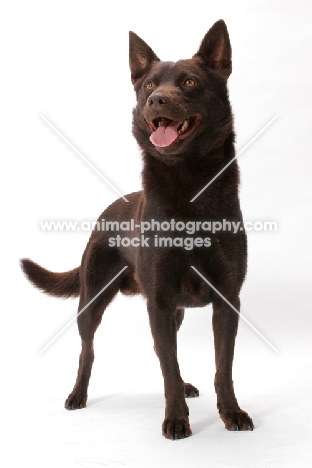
[135,245,214,308]
[178,271,212,308]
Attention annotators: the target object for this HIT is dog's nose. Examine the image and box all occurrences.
[148,93,167,107]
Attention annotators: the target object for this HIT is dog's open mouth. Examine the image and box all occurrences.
[148,116,201,148]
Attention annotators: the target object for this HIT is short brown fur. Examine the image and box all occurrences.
[21,20,253,439]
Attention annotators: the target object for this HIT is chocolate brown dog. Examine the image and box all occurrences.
[21,20,254,439]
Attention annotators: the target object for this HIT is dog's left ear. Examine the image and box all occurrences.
[129,32,160,85]
[194,20,232,80]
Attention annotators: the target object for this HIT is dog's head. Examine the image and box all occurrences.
[130,20,233,161]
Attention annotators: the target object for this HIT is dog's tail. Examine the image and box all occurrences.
[20,259,80,298]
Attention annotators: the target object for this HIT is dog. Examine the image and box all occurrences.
[21,19,254,439]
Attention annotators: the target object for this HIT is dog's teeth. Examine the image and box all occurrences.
[178,120,189,134]
[183,120,189,130]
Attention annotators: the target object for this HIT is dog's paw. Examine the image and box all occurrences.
[65,392,87,410]
[162,416,192,440]
[184,382,199,398]
[220,409,254,431]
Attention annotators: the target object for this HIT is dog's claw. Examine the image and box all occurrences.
[220,410,254,431]
[162,416,192,440]
[65,392,87,410]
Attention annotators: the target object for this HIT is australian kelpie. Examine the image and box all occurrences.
[21,20,254,439]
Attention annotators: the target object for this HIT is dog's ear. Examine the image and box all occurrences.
[129,32,160,85]
[194,20,232,79]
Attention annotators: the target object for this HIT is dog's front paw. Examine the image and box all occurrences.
[65,391,87,410]
[162,416,192,440]
[220,409,254,431]
[184,382,199,398]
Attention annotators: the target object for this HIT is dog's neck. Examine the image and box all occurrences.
[141,133,240,218]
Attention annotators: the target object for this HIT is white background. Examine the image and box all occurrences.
[1,0,312,466]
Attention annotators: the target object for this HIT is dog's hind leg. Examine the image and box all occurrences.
[175,308,199,398]
[65,244,127,410]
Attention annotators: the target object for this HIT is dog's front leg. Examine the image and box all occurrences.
[148,301,192,439]
[212,297,254,431]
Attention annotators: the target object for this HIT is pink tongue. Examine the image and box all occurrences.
[150,121,182,147]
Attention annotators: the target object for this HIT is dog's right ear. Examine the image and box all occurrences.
[129,32,160,85]
[194,20,232,80]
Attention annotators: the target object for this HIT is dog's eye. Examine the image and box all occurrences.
[184,79,196,87]
[146,82,155,90]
